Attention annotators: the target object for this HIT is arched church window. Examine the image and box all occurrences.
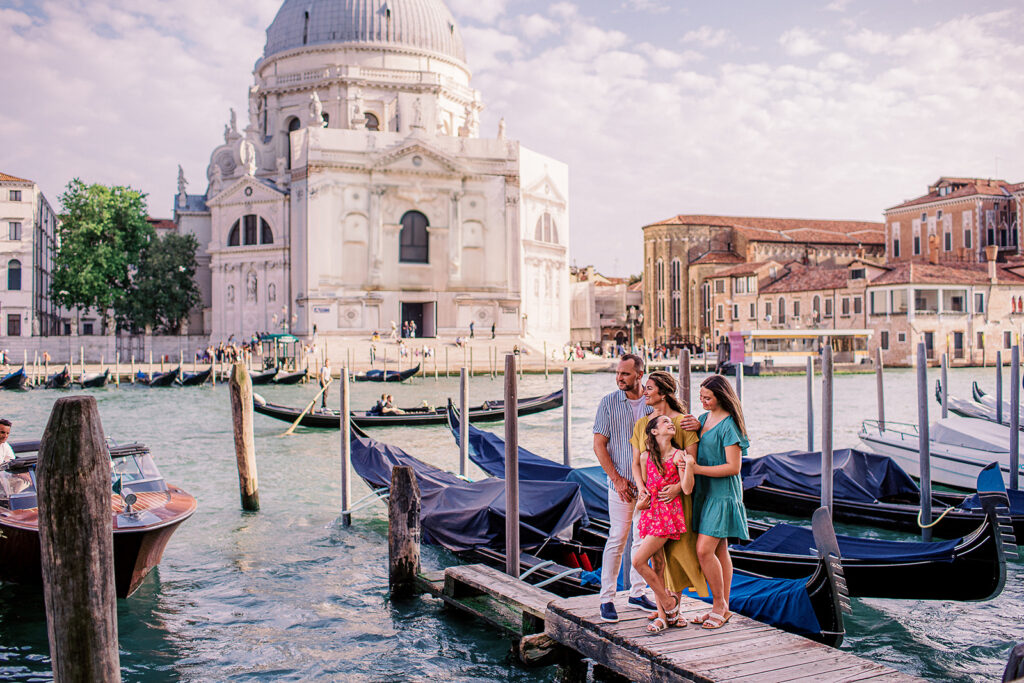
[228,222,240,246]
[260,218,273,244]
[321,112,329,128]
[365,113,380,131]
[286,117,301,169]
[7,259,21,290]
[244,214,258,245]
[399,210,429,263]
[534,213,558,243]
[228,215,273,246]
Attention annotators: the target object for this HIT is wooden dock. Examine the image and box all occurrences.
[421,564,922,683]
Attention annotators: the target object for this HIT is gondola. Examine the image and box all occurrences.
[741,448,1024,542]
[353,364,420,382]
[251,367,279,385]
[45,366,71,389]
[451,407,1014,601]
[79,368,110,388]
[252,389,563,429]
[0,441,197,598]
[178,367,212,386]
[349,425,848,646]
[973,382,1024,423]
[0,367,28,390]
[732,464,1014,601]
[273,369,307,384]
[137,366,181,387]
[936,380,998,423]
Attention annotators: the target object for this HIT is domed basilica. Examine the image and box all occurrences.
[174,0,569,345]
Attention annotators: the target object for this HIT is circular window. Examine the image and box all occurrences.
[244,187,253,196]
[412,156,423,167]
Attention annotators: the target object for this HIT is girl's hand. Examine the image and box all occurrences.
[636,490,651,511]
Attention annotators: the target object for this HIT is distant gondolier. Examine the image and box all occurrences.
[319,359,331,410]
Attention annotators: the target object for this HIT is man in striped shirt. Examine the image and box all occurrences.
[593,354,656,622]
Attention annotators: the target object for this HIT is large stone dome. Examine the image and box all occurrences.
[263,0,466,63]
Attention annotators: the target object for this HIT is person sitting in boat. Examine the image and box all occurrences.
[381,395,405,415]
[369,394,386,415]
[0,419,13,465]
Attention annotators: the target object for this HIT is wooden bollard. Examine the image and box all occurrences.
[229,363,260,511]
[388,465,421,597]
[37,396,121,682]
[505,353,520,577]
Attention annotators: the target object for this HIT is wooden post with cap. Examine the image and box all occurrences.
[229,362,259,511]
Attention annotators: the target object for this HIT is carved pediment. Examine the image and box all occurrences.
[523,173,567,207]
[207,176,287,207]
[370,142,465,176]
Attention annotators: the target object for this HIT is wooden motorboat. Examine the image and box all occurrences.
[349,425,849,646]
[178,367,212,386]
[250,367,279,385]
[80,368,111,388]
[741,448,1024,541]
[0,442,196,598]
[137,366,181,387]
[0,367,28,390]
[353,364,420,382]
[273,370,307,385]
[252,389,563,429]
[45,366,71,389]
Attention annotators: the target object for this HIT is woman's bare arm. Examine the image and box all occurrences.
[691,443,741,478]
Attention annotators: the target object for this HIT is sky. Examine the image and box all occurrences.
[2,0,1023,276]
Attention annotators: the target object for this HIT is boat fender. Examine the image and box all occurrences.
[253,392,267,406]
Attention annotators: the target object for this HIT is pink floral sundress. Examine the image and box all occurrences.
[637,450,688,540]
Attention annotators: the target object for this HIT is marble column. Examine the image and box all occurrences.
[369,186,386,286]
[448,190,464,283]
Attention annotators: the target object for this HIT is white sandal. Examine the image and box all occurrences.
[646,617,669,634]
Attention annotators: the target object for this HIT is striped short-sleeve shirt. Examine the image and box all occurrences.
[593,389,652,483]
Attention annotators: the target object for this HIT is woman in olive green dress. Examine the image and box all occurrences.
[689,374,749,630]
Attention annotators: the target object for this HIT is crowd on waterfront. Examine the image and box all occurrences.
[593,354,748,631]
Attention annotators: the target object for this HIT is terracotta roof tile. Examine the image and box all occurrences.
[147,217,177,231]
[646,214,884,245]
[760,268,851,294]
[689,251,744,265]
[869,262,1024,286]
[886,178,1014,211]
[0,172,32,183]
[711,260,778,277]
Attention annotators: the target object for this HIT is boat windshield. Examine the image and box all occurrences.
[111,451,167,494]
[0,465,38,511]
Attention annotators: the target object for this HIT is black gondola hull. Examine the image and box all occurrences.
[178,368,212,386]
[273,370,307,384]
[250,368,279,385]
[45,368,71,389]
[80,369,110,388]
[0,368,28,390]
[353,364,420,382]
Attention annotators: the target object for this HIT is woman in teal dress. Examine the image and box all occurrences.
[688,374,749,630]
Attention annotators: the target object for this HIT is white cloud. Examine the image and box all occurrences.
[826,0,853,12]
[638,43,701,70]
[446,0,507,25]
[621,0,671,14]
[681,25,733,49]
[779,27,825,56]
[519,14,559,42]
[461,26,522,72]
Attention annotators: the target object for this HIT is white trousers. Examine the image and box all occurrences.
[600,487,646,602]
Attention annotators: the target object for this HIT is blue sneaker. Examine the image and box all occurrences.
[628,595,658,612]
[599,602,618,622]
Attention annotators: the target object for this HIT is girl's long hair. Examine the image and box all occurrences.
[644,415,669,478]
[647,371,686,413]
[700,374,748,437]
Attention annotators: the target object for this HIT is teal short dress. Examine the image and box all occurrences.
[693,413,750,540]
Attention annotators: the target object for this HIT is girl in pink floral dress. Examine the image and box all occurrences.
[631,415,694,633]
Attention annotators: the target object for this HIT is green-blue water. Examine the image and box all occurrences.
[0,366,1021,681]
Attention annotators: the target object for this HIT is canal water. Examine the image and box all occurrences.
[0,365,1020,681]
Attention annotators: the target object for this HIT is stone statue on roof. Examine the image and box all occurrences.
[309,92,324,127]
[177,165,188,208]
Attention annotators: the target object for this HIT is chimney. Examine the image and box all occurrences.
[928,234,939,265]
[985,245,998,283]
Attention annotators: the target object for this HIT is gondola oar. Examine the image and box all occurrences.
[280,379,331,437]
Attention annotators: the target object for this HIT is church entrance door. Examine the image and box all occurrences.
[400,302,436,338]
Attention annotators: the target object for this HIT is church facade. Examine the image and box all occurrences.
[175,0,569,346]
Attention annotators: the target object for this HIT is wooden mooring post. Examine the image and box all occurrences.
[916,343,932,541]
[806,356,815,452]
[679,348,690,411]
[388,465,421,597]
[997,350,1004,424]
[505,353,520,577]
[229,362,260,511]
[562,367,571,467]
[940,352,949,419]
[1011,345,1020,491]
[875,346,885,430]
[340,366,352,525]
[459,367,469,478]
[821,345,833,515]
[37,396,121,682]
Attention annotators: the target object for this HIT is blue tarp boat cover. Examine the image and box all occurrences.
[349,430,588,552]
[741,523,959,562]
[447,404,610,520]
[741,449,920,503]
[684,572,821,636]
[959,488,1024,515]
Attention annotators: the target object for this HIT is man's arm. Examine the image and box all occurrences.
[594,433,633,503]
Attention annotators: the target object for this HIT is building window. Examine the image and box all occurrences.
[716,304,724,321]
[793,300,801,318]
[365,112,380,131]
[975,293,985,313]
[944,232,952,251]
[880,330,889,350]
[535,213,558,244]
[734,277,746,294]
[765,301,772,319]
[964,229,972,249]
[399,210,429,263]
[853,297,862,314]
[898,332,906,343]
[824,298,833,317]
[841,298,850,316]
[749,302,756,319]
[8,190,21,201]
[6,259,21,290]
[812,296,821,317]
[83,321,94,336]
[747,276,756,292]
[8,222,21,240]
[658,296,665,327]
[731,304,739,320]
[285,116,301,169]
[1005,331,1013,349]
[713,279,725,294]
[913,236,921,255]
[778,297,786,323]
[671,294,681,328]
[850,268,865,280]
[228,215,273,246]
[7,314,20,336]
[977,331,984,348]
[893,238,900,258]
[670,259,681,292]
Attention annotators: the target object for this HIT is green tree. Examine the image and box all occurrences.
[51,179,155,322]
[127,232,201,333]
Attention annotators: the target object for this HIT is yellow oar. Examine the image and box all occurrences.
[280,379,332,437]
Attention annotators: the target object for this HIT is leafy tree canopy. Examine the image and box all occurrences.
[127,232,202,334]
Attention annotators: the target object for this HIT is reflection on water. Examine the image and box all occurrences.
[0,366,1020,681]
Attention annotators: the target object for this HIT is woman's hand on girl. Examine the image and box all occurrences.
[656,482,681,503]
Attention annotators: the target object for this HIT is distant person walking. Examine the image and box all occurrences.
[491,322,495,339]
[469,321,475,338]
[318,359,332,410]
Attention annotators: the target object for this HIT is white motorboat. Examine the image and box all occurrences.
[858,415,1024,490]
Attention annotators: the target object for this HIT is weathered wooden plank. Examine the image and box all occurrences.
[669,632,811,666]
[546,610,666,683]
[444,564,555,618]
[730,654,880,683]
[701,646,850,680]
[781,663,897,683]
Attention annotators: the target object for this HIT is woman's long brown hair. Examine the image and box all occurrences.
[700,374,747,437]
[643,415,670,478]
[647,371,686,413]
